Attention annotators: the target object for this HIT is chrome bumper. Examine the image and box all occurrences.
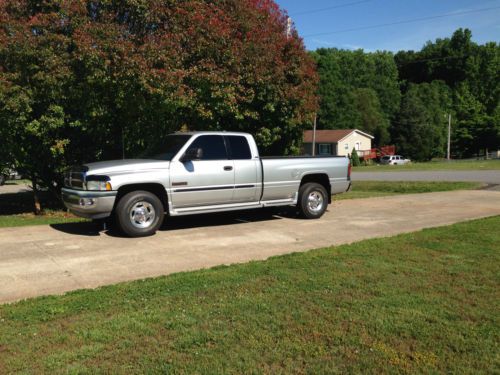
[61,188,117,219]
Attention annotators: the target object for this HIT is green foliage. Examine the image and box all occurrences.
[352,88,390,145]
[350,147,361,166]
[452,83,498,157]
[311,48,400,146]
[0,0,318,191]
[392,81,452,161]
[313,29,498,158]
[395,28,500,157]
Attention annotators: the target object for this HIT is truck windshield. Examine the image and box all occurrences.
[139,134,192,161]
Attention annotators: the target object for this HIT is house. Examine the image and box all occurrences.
[303,129,374,156]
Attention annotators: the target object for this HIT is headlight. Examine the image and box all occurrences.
[85,176,112,191]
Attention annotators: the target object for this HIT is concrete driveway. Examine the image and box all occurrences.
[0,182,31,195]
[1,190,500,304]
[352,170,500,184]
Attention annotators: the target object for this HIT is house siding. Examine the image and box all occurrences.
[336,132,372,156]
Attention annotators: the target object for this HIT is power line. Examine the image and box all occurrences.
[303,6,500,38]
[289,0,373,17]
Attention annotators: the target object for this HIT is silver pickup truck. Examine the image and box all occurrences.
[62,132,351,237]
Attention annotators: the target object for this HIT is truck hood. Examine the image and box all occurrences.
[84,159,170,176]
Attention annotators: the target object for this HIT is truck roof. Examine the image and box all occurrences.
[173,131,251,136]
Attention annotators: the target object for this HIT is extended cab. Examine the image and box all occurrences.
[62,132,351,237]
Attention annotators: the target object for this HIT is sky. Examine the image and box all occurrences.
[274,0,500,52]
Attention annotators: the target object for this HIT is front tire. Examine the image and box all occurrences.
[298,182,328,219]
[115,190,164,237]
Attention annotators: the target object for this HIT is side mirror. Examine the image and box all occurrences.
[182,147,203,162]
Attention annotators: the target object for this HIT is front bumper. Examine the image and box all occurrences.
[62,188,117,219]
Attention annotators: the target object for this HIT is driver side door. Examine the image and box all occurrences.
[169,135,235,208]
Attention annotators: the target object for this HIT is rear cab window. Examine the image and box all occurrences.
[225,136,252,160]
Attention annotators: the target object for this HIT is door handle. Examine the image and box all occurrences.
[224,166,233,171]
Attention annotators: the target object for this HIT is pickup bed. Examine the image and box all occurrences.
[62,132,351,237]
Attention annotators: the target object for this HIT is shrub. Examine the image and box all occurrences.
[351,148,361,166]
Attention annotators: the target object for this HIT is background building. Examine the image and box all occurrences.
[303,129,374,156]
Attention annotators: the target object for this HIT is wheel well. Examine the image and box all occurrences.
[114,183,168,213]
[300,174,331,203]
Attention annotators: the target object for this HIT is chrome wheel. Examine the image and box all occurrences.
[307,191,324,213]
[129,201,156,229]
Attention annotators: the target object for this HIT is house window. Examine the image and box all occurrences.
[344,143,349,151]
[355,142,361,150]
[318,144,332,155]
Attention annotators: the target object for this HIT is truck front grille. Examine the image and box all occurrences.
[64,167,87,190]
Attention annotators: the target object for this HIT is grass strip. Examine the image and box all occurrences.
[336,180,481,200]
[0,210,85,228]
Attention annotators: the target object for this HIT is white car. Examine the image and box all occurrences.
[380,155,411,165]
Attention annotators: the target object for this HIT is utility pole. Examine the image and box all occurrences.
[286,17,292,39]
[447,113,451,160]
[312,114,317,156]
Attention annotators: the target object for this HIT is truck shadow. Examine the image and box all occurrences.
[160,207,296,231]
[50,207,299,237]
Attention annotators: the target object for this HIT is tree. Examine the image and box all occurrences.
[311,48,400,145]
[452,84,499,157]
[0,0,318,211]
[395,28,499,158]
[392,82,452,161]
[351,88,390,145]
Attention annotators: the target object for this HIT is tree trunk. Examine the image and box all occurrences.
[32,176,42,215]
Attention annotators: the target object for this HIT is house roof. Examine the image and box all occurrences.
[303,129,374,143]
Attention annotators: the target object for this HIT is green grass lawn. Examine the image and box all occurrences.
[1,216,498,373]
[337,181,482,200]
[354,158,500,172]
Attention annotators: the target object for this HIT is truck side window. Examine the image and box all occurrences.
[226,136,251,160]
[189,135,228,160]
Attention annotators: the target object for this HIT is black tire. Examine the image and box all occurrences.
[115,190,165,237]
[0,174,5,186]
[297,182,328,219]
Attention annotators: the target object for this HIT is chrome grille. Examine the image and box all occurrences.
[64,167,87,189]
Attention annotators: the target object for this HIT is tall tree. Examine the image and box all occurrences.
[453,83,499,157]
[0,0,318,207]
[311,48,400,145]
[395,28,499,157]
[351,88,390,145]
[392,81,452,161]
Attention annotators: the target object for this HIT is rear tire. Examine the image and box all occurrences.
[115,190,164,237]
[298,182,328,219]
